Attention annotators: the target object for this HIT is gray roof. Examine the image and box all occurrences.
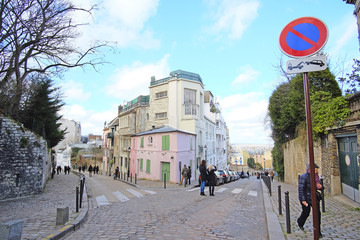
[133,125,196,137]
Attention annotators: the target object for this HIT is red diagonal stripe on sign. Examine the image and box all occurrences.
[289,28,318,48]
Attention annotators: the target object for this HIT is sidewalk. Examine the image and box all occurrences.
[0,172,88,240]
[263,179,360,239]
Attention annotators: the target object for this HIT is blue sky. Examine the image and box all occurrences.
[58,0,359,145]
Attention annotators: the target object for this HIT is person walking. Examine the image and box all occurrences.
[199,160,207,196]
[297,163,323,238]
[180,165,188,187]
[270,170,274,182]
[207,164,217,196]
[115,166,119,180]
[88,165,93,177]
[187,166,192,185]
[96,166,99,174]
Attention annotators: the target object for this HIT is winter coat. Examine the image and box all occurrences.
[182,167,188,177]
[298,172,316,204]
[199,165,207,182]
[207,166,217,185]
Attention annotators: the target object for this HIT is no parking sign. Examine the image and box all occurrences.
[279,17,328,58]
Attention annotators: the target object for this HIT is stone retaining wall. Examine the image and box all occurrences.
[0,116,51,200]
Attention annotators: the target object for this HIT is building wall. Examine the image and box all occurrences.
[55,118,81,150]
[131,131,195,183]
[0,116,51,200]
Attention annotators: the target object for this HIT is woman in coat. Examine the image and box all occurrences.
[207,165,217,196]
[199,160,207,196]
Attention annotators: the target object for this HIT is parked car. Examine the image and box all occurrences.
[214,170,224,186]
[225,170,234,182]
[218,169,230,183]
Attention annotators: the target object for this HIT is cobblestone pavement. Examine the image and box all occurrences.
[0,172,82,240]
[266,180,360,240]
[64,176,268,240]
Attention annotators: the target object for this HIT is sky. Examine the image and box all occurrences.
[57,0,359,145]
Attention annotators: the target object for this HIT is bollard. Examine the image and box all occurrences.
[135,173,137,184]
[0,220,24,240]
[79,179,83,208]
[127,173,129,182]
[320,177,325,212]
[76,187,79,212]
[285,191,291,233]
[164,173,166,189]
[269,176,272,196]
[131,173,132,183]
[278,185,282,215]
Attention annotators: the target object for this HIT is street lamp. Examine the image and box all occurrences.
[128,147,131,177]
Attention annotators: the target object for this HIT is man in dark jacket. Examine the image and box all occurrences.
[297,163,323,238]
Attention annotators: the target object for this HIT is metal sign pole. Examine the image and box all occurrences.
[303,72,319,240]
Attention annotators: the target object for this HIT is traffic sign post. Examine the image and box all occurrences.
[279,17,329,240]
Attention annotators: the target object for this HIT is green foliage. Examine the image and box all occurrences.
[20,137,29,148]
[338,59,360,94]
[255,162,263,170]
[20,78,65,148]
[247,157,255,168]
[311,91,350,134]
[268,67,344,179]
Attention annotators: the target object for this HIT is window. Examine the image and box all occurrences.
[146,113,149,120]
[146,159,151,173]
[121,157,123,166]
[156,91,167,98]
[184,89,197,115]
[140,158,143,170]
[162,135,170,150]
[148,136,153,144]
[140,137,144,147]
[156,112,167,119]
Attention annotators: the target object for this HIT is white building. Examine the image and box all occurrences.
[55,118,81,150]
[56,146,71,169]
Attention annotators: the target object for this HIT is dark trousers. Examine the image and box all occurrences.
[209,183,215,195]
[297,200,321,233]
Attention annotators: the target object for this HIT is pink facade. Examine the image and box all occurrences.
[130,126,196,183]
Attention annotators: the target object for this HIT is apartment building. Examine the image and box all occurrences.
[104,70,228,182]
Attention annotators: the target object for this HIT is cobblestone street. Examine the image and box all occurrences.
[64,175,268,240]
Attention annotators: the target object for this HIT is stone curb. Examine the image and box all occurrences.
[42,171,89,240]
[261,180,286,240]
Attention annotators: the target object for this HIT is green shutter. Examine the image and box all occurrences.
[140,158,143,170]
[141,137,144,147]
[146,159,151,173]
[162,135,170,150]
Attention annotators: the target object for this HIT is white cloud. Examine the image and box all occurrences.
[60,104,118,136]
[220,92,273,144]
[60,80,91,102]
[71,0,160,49]
[205,0,260,40]
[105,54,170,100]
[232,65,260,85]
[329,14,358,57]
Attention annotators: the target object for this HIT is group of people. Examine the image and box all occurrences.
[52,165,71,177]
[87,165,99,177]
[199,160,217,196]
[180,165,192,186]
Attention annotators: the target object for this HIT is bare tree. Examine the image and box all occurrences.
[0,0,108,117]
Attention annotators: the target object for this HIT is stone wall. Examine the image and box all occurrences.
[0,116,52,200]
[283,133,322,186]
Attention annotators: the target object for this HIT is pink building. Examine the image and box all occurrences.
[130,125,196,183]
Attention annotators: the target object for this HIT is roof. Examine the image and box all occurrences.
[133,125,196,137]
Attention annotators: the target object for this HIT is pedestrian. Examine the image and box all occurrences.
[270,170,274,181]
[199,160,207,196]
[297,163,323,238]
[207,164,217,196]
[96,166,99,174]
[88,165,93,177]
[52,166,56,178]
[67,165,71,174]
[56,166,60,175]
[93,165,96,175]
[82,165,86,172]
[64,166,67,174]
[115,166,119,180]
[180,165,188,187]
[187,166,192,185]
[78,166,81,172]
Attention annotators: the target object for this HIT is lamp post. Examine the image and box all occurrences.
[128,146,131,178]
